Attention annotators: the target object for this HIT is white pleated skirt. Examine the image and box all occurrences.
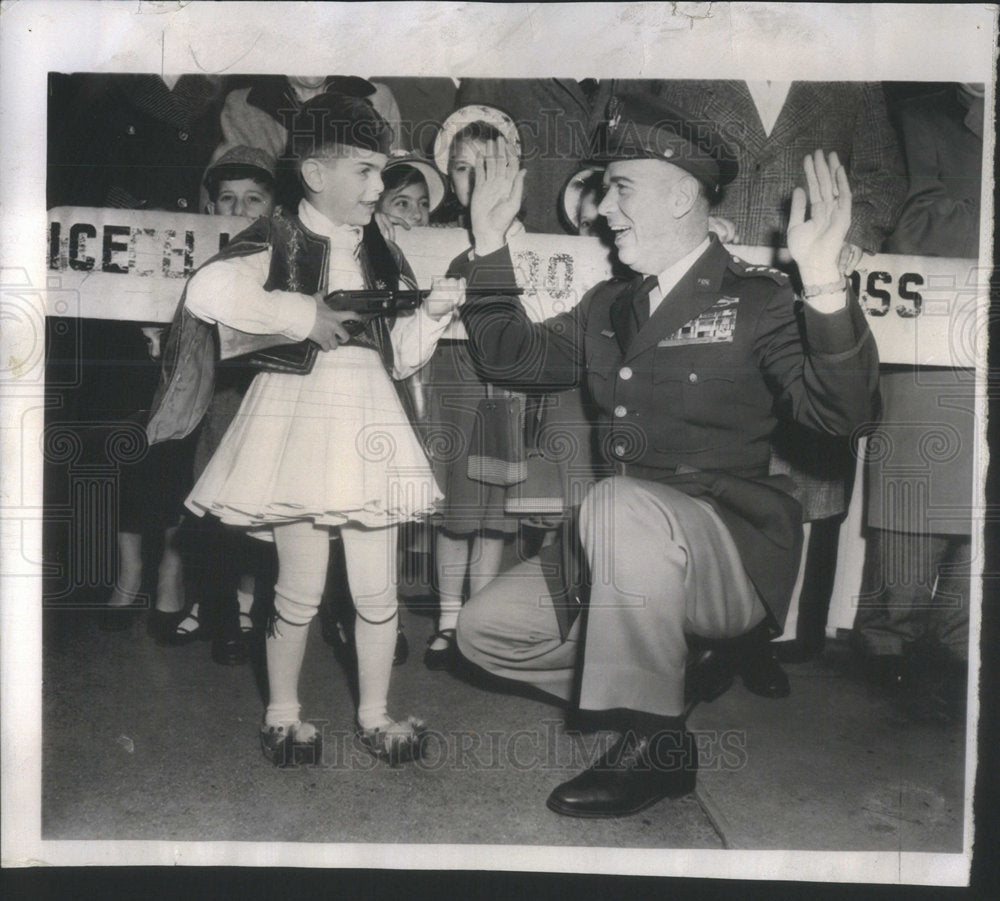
[186,345,442,534]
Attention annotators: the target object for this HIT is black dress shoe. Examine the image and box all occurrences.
[546,730,697,818]
[864,653,909,693]
[684,649,735,707]
[147,609,190,646]
[773,636,825,664]
[98,604,142,633]
[738,644,791,698]
[212,634,248,666]
[423,628,459,671]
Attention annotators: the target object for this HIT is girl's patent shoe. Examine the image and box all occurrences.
[423,629,458,671]
[148,609,192,646]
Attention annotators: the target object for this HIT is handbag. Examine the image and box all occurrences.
[504,394,566,519]
[466,383,526,487]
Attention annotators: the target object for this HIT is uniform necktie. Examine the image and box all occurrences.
[633,275,659,328]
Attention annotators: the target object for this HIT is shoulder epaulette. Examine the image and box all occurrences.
[727,255,790,285]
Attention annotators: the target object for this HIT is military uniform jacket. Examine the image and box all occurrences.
[146,208,415,445]
[461,236,880,629]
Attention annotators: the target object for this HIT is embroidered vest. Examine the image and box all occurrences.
[146,210,415,445]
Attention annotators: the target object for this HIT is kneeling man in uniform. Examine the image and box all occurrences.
[455,94,880,818]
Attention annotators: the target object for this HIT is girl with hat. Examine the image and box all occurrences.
[375,154,447,233]
[416,106,527,671]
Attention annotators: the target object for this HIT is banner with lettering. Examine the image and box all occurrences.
[46,207,983,368]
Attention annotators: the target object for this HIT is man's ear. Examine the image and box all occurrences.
[205,201,216,215]
[300,158,324,194]
[672,174,701,218]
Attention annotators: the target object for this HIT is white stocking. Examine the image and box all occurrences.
[342,524,399,729]
[265,521,330,726]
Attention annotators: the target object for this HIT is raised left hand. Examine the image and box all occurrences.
[469,137,526,257]
[787,150,852,285]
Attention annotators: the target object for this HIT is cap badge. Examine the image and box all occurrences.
[607,96,623,133]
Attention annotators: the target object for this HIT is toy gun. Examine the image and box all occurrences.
[217,286,523,374]
[325,288,426,336]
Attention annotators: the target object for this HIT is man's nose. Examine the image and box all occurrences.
[597,192,614,216]
[232,198,246,216]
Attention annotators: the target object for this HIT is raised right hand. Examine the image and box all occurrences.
[469,136,525,257]
[307,292,359,351]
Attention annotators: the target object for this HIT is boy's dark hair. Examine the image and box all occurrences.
[204,166,276,203]
[449,120,504,160]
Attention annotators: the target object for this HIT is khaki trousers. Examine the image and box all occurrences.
[457,476,767,717]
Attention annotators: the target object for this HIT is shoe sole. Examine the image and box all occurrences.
[545,781,696,819]
[740,677,791,699]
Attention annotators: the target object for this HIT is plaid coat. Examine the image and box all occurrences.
[652,81,906,253]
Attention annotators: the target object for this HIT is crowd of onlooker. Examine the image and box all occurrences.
[44,75,982,711]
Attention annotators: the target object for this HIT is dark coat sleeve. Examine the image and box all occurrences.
[753,281,881,437]
[460,245,589,391]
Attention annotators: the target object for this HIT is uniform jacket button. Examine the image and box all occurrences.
[619,366,633,380]
[126,125,136,135]
[688,372,698,383]
[178,130,189,141]
[614,405,627,418]
[177,197,188,209]
[613,443,625,457]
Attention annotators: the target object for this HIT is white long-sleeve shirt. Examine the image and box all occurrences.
[184,200,454,379]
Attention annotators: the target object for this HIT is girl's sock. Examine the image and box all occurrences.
[436,595,462,635]
[174,602,200,634]
[237,587,254,631]
[237,588,254,617]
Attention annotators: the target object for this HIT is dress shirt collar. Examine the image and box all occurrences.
[648,236,712,315]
